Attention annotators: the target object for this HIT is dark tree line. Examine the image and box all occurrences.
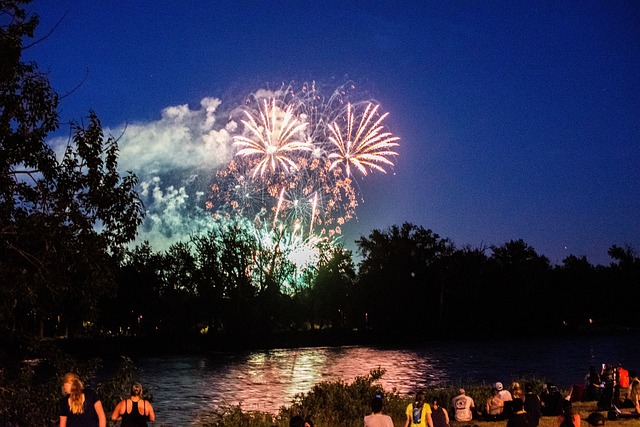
[86,223,639,344]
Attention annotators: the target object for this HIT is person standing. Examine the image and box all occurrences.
[59,373,106,427]
[364,395,394,427]
[111,382,155,426]
[615,363,630,406]
[451,388,475,423]
[599,364,615,410]
[404,391,433,427]
[585,366,602,401]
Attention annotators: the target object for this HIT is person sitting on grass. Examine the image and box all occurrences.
[557,400,579,427]
[290,415,313,427]
[485,387,504,421]
[506,398,529,427]
[541,383,564,416]
[630,370,640,414]
[523,383,541,427]
[451,388,475,423]
[431,397,450,427]
[404,391,433,427]
[364,395,394,427]
[512,382,524,401]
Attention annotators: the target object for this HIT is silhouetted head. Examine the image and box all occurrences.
[512,398,524,412]
[289,416,313,427]
[432,397,441,409]
[371,395,383,413]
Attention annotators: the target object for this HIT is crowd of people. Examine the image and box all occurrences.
[358,362,640,427]
[356,384,608,427]
[57,362,640,426]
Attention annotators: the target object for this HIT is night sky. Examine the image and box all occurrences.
[26,1,640,266]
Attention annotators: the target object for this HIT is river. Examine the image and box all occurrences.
[129,333,639,425]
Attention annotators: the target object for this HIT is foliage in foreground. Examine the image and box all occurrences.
[0,336,137,426]
[197,370,640,427]
[196,368,401,427]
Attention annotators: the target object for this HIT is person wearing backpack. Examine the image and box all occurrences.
[404,391,433,427]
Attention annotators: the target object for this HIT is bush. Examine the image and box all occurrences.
[197,368,404,427]
[194,371,562,427]
[0,337,137,426]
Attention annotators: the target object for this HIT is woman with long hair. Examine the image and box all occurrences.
[59,372,106,427]
[511,382,524,401]
[431,397,450,427]
[111,382,156,426]
[485,387,504,421]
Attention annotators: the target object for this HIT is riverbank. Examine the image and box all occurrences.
[6,334,640,426]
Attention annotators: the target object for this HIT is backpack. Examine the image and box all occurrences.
[412,403,423,424]
[608,405,621,421]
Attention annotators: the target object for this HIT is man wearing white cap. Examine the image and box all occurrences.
[496,382,513,402]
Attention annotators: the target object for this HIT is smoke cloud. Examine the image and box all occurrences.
[115,97,236,251]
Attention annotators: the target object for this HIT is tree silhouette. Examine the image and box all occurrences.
[355,222,454,335]
[0,1,144,337]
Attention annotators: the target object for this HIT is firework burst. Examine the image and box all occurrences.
[209,82,399,241]
[234,99,312,177]
[328,102,400,176]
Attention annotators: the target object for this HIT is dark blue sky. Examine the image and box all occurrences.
[27,1,640,265]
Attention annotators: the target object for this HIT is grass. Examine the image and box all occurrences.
[443,402,638,427]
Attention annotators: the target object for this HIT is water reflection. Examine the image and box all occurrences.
[135,335,640,426]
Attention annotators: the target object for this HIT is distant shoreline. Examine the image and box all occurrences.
[55,326,638,358]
